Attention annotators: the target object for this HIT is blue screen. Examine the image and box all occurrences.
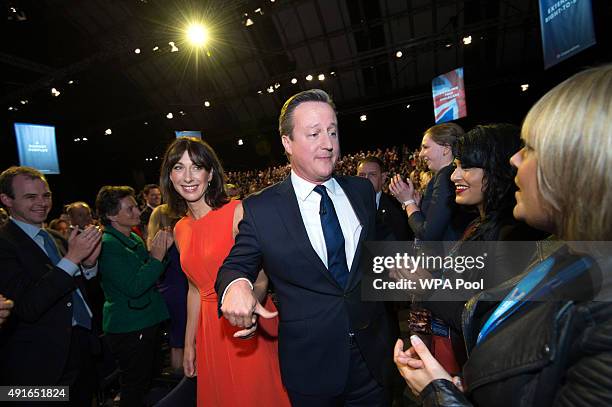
[539,0,596,69]
[175,130,202,139]
[14,122,60,174]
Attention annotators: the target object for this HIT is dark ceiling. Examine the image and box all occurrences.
[1,0,611,206]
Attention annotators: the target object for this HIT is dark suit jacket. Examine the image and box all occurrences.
[215,175,393,396]
[409,164,473,241]
[0,221,89,385]
[376,192,412,241]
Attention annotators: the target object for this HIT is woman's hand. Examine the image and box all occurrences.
[183,344,197,377]
[394,336,456,396]
[149,229,174,261]
[389,175,416,204]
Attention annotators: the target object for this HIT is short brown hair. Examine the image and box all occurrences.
[0,166,47,204]
[96,186,135,226]
[279,89,336,139]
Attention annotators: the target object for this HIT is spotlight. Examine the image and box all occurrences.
[462,35,472,45]
[152,46,159,51]
[204,101,211,107]
[166,112,173,119]
[105,129,112,135]
[82,137,88,141]
[51,88,60,97]
[68,80,74,85]
[245,18,254,27]
[445,42,453,48]
[186,24,208,46]
[237,139,244,146]
[169,42,179,52]
[257,90,263,94]
[306,74,313,81]
[396,51,403,58]
[318,74,325,81]
[8,106,16,111]
[179,110,185,116]
[406,104,411,109]
[135,48,141,54]
[330,71,336,75]
[20,100,28,105]
[144,121,149,125]
[291,78,297,84]
[360,114,367,122]
[274,82,280,89]
[521,84,529,92]
[267,86,274,93]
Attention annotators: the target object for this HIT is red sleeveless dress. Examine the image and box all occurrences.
[174,200,290,407]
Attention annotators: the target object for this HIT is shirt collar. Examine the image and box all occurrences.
[375,191,382,208]
[10,217,42,239]
[290,170,338,201]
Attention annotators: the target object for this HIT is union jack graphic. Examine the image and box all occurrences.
[432,67,467,123]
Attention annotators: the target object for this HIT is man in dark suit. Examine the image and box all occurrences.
[357,156,412,241]
[216,89,393,406]
[0,166,102,406]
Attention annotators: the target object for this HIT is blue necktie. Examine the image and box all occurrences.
[38,229,91,330]
[313,185,349,288]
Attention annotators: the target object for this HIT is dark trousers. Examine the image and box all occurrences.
[106,324,161,407]
[153,376,197,407]
[288,343,388,407]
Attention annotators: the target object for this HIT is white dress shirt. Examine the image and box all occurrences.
[290,171,362,270]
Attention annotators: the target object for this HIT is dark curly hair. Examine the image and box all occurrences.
[96,186,135,226]
[160,137,229,218]
[454,124,522,240]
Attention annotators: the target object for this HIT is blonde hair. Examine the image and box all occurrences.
[522,65,612,241]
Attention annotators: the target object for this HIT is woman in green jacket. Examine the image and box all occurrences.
[96,185,173,407]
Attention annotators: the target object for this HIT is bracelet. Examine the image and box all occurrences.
[401,199,416,210]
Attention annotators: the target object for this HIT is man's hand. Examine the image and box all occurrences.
[0,295,14,327]
[65,225,103,264]
[221,280,277,329]
[394,336,456,396]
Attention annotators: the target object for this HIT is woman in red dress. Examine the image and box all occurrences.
[159,137,290,407]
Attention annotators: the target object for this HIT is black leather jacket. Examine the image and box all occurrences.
[419,251,612,407]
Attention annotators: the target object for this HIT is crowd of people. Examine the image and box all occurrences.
[0,64,611,407]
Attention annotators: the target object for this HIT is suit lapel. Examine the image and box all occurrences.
[274,177,340,288]
[5,221,58,276]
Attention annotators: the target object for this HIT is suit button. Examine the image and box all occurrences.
[67,302,72,307]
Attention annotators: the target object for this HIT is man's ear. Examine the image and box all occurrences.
[0,194,12,209]
[281,135,292,156]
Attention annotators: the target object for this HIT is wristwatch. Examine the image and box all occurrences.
[401,199,416,210]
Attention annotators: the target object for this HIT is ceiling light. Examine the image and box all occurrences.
[166,112,173,119]
[51,88,60,97]
[267,86,274,93]
[396,51,403,58]
[20,100,28,105]
[254,8,262,14]
[186,24,208,46]
[8,106,15,111]
[306,74,313,81]
[169,42,179,52]
[318,74,325,81]
[330,71,336,75]
[257,90,263,94]
[445,42,452,48]
[155,156,158,159]
[144,121,149,125]
[68,80,74,84]
[204,101,211,107]
[521,84,529,92]
[291,78,297,84]
[274,82,280,89]
[82,137,88,141]
[179,110,185,116]
[105,129,112,135]
[462,35,472,45]
[245,18,254,26]
[238,139,244,146]
[360,114,367,122]
[152,46,159,51]
[406,104,411,109]
[134,48,141,54]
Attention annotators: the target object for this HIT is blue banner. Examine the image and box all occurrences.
[14,123,60,174]
[539,0,596,69]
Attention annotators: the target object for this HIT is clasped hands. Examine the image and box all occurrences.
[394,335,464,397]
[221,280,278,338]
